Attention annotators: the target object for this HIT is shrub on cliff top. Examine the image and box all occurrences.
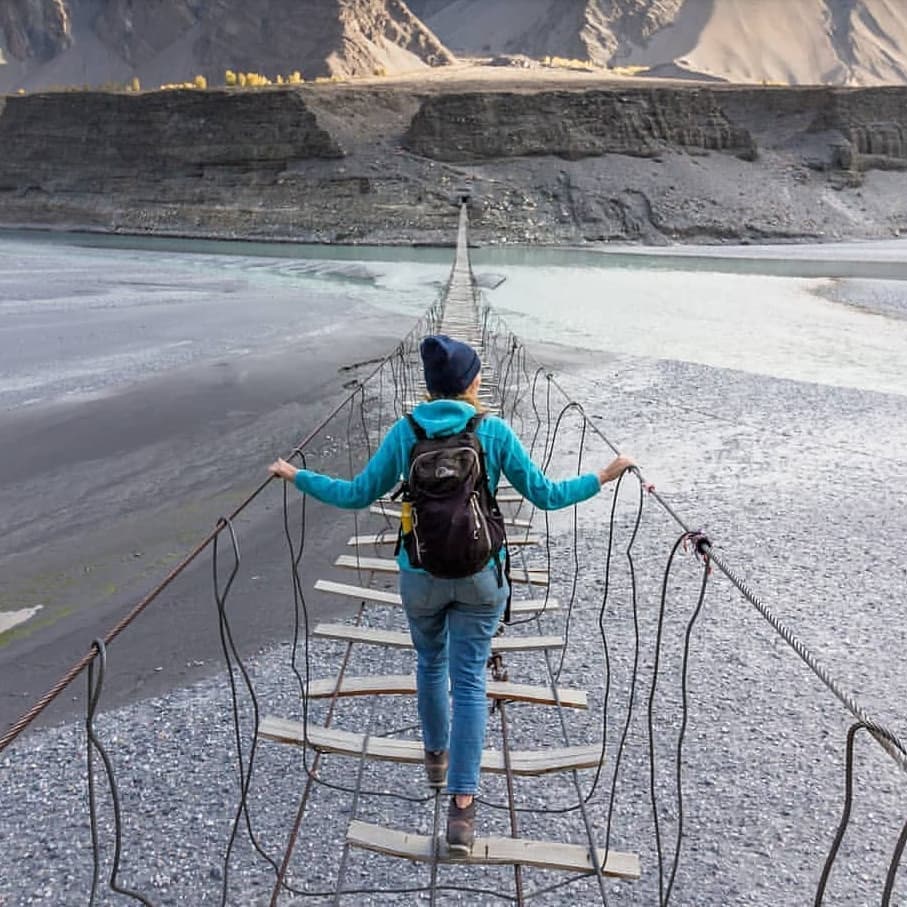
[222,69,310,90]
[160,75,207,90]
[542,55,597,72]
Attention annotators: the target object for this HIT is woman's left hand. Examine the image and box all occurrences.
[269,457,299,482]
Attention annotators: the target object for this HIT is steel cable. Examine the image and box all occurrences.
[85,639,154,906]
[815,721,907,906]
[647,531,712,907]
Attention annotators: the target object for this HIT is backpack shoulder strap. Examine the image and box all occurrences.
[468,412,498,502]
[405,412,427,441]
[465,412,487,433]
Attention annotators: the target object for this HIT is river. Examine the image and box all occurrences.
[3,230,906,413]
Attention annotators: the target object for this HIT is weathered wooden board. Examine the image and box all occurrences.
[305,674,587,708]
[346,533,539,547]
[312,622,564,652]
[346,821,640,879]
[376,492,524,505]
[259,718,604,775]
[332,556,549,586]
[313,580,559,614]
[369,505,532,528]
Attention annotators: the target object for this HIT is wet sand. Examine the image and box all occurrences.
[0,318,410,731]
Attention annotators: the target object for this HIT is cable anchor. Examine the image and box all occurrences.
[682,530,712,571]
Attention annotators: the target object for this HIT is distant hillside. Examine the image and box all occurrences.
[4,0,907,93]
[0,0,454,93]
[409,0,907,85]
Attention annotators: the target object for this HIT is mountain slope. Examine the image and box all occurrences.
[617,0,907,84]
[5,0,907,92]
[0,0,71,66]
[406,0,592,59]
[0,0,454,93]
[416,0,907,85]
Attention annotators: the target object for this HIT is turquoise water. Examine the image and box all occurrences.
[3,228,907,407]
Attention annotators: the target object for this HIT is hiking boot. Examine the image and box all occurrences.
[446,796,476,857]
[424,749,449,788]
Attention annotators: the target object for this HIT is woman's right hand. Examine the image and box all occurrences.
[598,455,635,486]
[269,457,299,482]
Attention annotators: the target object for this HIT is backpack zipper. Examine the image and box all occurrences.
[471,492,492,550]
[410,510,422,565]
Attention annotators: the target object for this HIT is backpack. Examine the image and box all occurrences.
[396,412,507,582]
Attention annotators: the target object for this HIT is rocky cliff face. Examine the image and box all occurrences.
[0,0,70,61]
[716,85,907,173]
[0,89,341,231]
[404,88,756,161]
[2,81,907,245]
[810,88,907,170]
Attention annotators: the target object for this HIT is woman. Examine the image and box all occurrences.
[269,334,633,855]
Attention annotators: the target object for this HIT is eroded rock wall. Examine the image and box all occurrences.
[0,88,341,189]
[811,87,907,170]
[404,88,757,161]
[2,82,907,244]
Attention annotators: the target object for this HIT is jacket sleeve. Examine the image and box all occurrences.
[495,419,600,510]
[293,421,406,509]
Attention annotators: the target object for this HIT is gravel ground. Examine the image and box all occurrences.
[1,334,906,906]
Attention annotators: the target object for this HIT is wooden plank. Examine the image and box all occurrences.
[259,718,604,775]
[346,821,640,879]
[313,580,558,615]
[375,492,524,505]
[333,555,549,586]
[312,622,564,653]
[314,623,412,649]
[314,579,401,606]
[305,674,588,709]
[347,533,539,547]
[370,505,532,529]
[347,531,399,546]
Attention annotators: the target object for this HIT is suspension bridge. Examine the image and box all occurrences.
[0,202,904,905]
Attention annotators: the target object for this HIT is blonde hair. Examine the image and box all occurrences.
[427,390,485,412]
[458,388,485,412]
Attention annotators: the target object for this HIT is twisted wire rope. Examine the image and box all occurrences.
[85,639,154,906]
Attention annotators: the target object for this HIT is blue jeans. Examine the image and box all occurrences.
[399,563,509,795]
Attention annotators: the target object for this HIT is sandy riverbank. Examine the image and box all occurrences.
[0,246,415,730]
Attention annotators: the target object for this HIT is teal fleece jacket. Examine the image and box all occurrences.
[294,399,601,571]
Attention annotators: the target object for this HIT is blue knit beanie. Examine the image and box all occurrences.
[420,334,481,396]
